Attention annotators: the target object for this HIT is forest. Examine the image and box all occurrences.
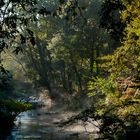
[0,0,140,139]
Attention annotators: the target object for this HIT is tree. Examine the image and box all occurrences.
[110,0,140,79]
[0,0,38,90]
[27,0,113,95]
[100,0,126,41]
[88,0,140,139]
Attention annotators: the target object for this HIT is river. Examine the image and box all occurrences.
[4,104,99,140]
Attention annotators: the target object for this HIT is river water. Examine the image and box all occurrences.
[5,105,99,140]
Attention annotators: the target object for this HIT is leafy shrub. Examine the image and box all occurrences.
[0,100,32,118]
[88,77,140,139]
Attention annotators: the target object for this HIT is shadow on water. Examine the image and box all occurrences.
[2,106,98,140]
[0,120,14,140]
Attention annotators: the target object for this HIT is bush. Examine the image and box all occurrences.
[0,100,32,119]
[88,77,140,139]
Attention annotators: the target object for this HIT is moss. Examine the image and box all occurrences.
[0,99,32,121]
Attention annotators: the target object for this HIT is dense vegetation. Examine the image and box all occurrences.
[0,0,140,139]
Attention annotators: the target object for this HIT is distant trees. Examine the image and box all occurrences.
[19,0,111,96]
[1,0,112,94]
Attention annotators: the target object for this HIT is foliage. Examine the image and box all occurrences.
[0,0,37,54]
[88,76,140,139]
[88,77,116,96]
[1,0,111,95]
[0,99,32,131]
[100,0,126,41]
[0,0,140,139]
[19,0,110,96]
[64,75,140,139]
[0,67,13,91]
[0,99,32,117]
[60,0,140,139]
[0,0,38,100]
[86,0,140,139]
[110,0,140,79]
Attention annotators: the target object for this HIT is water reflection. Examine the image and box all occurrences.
[5,107,98,140]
